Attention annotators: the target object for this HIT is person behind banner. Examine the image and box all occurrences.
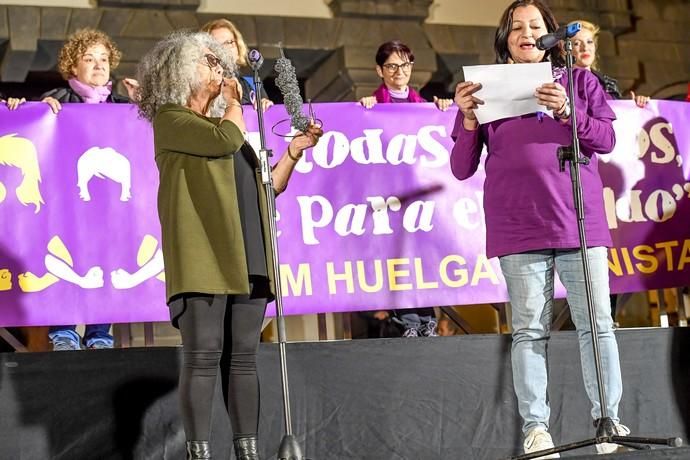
[200,18,274,112]
[451,1,628,457]
[40,28,137,351]
[569,20,650,108]
[136,31,321,460]
[41,28,138,113]
[358,40,447,337]
[0,92,26,110]
[359,40,453,112]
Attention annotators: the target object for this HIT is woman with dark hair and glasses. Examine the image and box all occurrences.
[136,31,321,460]
[359,40,452,338]
[451,1,627,456]
[359,40,453,111]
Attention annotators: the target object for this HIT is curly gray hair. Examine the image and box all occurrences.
[136,31,236,122]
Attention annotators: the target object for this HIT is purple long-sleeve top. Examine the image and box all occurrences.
[450,67,616,259]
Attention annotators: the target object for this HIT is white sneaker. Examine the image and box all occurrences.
[524,427,560,459]
[595,422,630,454]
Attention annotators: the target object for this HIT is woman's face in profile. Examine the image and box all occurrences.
[71,43,110,87]
[376,51,413,91]
[196,48,224,97]
[507,5,547,64]
[210,27,239,64]
[572,28,596,70]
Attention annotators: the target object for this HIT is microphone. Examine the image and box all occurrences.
[536,22,581,50]
[248,49,264,71]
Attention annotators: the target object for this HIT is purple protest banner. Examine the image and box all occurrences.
[0,100,688,327]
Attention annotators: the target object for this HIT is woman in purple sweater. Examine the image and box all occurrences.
[451,0,627,457]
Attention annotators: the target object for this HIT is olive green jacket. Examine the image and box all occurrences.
[153,103,275,303]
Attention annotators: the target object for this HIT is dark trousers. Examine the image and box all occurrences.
[172,292,267,441]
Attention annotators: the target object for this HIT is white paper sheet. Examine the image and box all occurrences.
[462,62,554,124]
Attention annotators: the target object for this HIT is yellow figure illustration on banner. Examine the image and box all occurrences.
[0,133,45,213]
[111,234,165,289]
[0,268,11,291]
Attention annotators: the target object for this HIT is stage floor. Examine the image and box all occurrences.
[0,328,688,459]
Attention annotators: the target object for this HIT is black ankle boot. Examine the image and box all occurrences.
[233,436,259,460]
[186,440,211,459]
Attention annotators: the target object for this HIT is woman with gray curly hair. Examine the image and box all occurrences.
[137,31,321,460]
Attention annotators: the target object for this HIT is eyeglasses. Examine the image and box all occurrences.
[202,54,222,69]
[382,62,413,73]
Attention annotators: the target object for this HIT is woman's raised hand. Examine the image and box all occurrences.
[287,122,323,161]
[454,81,483,120]
[222,77,243,105]
[3,97,26,111]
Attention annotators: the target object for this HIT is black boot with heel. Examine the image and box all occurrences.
[233,436,259,460]
[186,440,211,460]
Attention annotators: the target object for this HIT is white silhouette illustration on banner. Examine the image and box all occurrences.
[18,236,103,292]
[77,146,132,202]
[0,133,45,213]
[15,235,165,293]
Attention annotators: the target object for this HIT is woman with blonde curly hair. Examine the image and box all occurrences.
[41,28,137,113]
[570,19,649,107]
[137,31,321,460]
[201,18,274,112]
[41,28,137,351]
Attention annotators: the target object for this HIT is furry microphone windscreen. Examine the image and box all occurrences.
[274,55,310,132]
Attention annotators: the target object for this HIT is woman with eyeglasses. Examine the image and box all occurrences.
[136,31,322,460]
[201,19,274,112]
[359,40,453,111]
[358,40,452,338]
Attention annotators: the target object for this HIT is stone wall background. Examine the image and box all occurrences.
[0,0,688,101]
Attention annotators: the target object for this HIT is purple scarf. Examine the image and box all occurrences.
[68,78,112,104]
[373,83,426,103]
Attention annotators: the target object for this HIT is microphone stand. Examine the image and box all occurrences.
[250,62,306,460]
[510,38,682,459]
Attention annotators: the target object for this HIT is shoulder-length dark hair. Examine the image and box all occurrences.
[375,40,414,67]
[494,0,564,67]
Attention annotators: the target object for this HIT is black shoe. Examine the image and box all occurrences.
[186,441,211,460]
[233,436,259,460]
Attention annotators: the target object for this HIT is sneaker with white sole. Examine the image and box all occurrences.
[524,427,560,459]
[595,422,630,454]
[402,327,419,337]
[52,336,81,351]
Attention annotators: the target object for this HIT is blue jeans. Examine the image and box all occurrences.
[499,247,622,434]
[48,324,113,348]
[397,308,435,329]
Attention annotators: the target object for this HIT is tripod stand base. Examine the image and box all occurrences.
[277,434,305,460]
[509,417,683,460]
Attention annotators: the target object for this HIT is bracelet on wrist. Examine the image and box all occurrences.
[556,97,570,119]
[287,147,302,162]
[225,101,243,113]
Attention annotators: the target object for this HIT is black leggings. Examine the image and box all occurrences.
[175,293,267,441]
